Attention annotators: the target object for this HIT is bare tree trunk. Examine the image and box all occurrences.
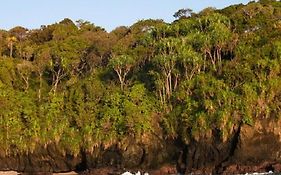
[159,89,163,105]
[213,50,217,65]
[116,69,124,91]
[169,72,172,95]
[174,74,179,90]
[25,77,29,91]
[189,68,196,80]
[203,53,207,71]
[9,43,13,58]
[18,72,29,91]
[162,85,166,104]
[217,48,222,71]
[207,50,216,70]
[5,119,8,155]
[53,77,60,94]
[165,73,170,99]
[38,72,42,102]
[51,69,63,94]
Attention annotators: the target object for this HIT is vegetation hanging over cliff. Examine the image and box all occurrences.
[0,0,280,156]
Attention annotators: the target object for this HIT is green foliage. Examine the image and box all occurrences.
[0,58,17,87]
[109,54,136,90]
[98,83,156,144]
[165,74,241,142]
[0,1,280,154]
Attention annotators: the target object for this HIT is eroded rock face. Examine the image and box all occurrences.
[122,144,144,167]
[182,126,241,174]
[1,119,281,174]
[220,119,281,174]
[0,134,179,173]
[178,119,281,174]
[233,119,281,164]
[0,144,82,173]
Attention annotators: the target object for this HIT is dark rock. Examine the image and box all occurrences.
[183,126,240,174]
[2,118,281,174]
[148,164,177,175]
[272,163,281,172]
[176,150,186,174]
[219,119,281,174]
[122,144,144,168]
[232,120,281,164]
[0,145,81,173]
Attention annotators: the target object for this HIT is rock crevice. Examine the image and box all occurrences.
[1,119,281,174]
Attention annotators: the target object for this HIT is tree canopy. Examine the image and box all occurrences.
[0,0,280,155]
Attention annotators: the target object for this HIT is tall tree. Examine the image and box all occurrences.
[109,54,135,91]
[174,8,193,19]
[7,36,17,58]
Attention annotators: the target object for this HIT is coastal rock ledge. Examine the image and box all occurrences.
[1,118,281,174]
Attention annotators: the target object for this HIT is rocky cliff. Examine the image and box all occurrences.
[1,119,281,174]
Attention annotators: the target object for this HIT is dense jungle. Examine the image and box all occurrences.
[0,0,281,174]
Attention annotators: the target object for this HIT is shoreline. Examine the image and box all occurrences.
[1,164,278,175]
[0,171,78,175]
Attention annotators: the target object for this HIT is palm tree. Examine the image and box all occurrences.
[7,36,17,58]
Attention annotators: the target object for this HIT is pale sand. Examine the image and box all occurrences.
[53,172,78,175]
[0,172,18,175]
[0,172,78,175]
